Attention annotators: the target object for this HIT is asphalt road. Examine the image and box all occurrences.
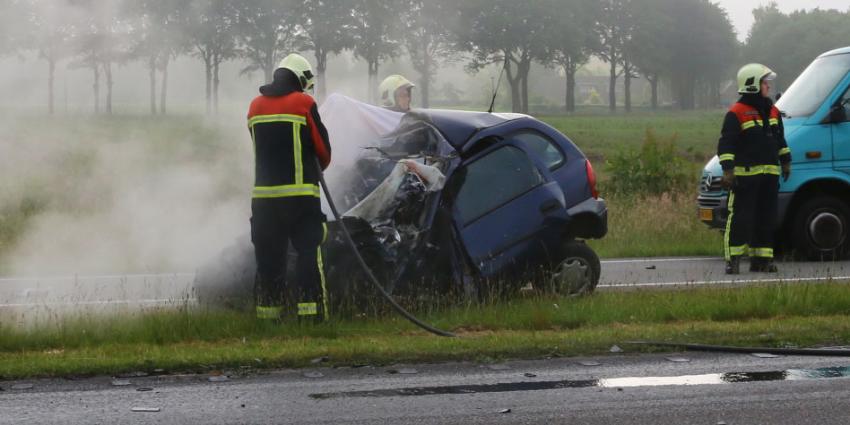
[599,256,850,288]
[3,352,850,424]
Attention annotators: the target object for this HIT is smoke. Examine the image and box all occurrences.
[0,114,252,276]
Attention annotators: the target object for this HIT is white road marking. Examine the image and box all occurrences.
[600,275,850,288]
[601,257,720,264]
[0,298,198,308]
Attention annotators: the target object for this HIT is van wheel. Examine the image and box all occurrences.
[539,241,601,295]
[792,196,850,260]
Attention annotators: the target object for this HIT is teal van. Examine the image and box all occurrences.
[698,46,850,259]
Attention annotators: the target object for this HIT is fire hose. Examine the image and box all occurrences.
[316,158,456,337]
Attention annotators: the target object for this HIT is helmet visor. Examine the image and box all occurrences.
[762,71,776,82]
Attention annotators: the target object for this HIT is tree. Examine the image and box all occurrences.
[541,0,600,112]
[352,0,401,104]
[298,0,353,101]
[627,0,673,110]
[594,0,632,112]
[664,0,736,109]
[745,6,850,92]
[25,0,75,114]
[456,0,550,113]
[401,0,456,108]
[187,0,237,114]
[235,0,305,84]
[125,0,188,115]
[68,0,129,115]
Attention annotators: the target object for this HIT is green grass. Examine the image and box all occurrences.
[590,192,721,257]
[539,110,723,162]
[3,283,850,378]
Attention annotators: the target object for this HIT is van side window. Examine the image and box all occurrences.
[839,88,850,123]
[510,131,565,170]
[454,146,544,224]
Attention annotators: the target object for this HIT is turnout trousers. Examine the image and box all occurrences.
[251,196,328,321]
[724,173,779,261]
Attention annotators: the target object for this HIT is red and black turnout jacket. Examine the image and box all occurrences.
[247,91,331,198]
[717,94,791,175]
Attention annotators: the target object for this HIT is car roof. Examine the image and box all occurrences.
[404,109,529,150]
[819,46,850,58]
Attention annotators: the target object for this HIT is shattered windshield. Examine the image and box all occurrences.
[776,54,850,118]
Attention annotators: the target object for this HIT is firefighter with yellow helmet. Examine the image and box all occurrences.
[378,74,415,112]
[717,63,792,274]
[247,53,332,321]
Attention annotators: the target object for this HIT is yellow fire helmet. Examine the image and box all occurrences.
[737,63,776,94]
[378,74,415,107]
[278,53,315,91]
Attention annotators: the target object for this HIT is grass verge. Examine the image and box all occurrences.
[3,283,850,379]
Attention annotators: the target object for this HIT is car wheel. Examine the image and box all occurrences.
[792,196,850,261]
[540,241,601,295]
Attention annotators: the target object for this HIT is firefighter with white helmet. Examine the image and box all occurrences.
[717,63,792,274]
[247,53,332,321]
[378,74,415,112]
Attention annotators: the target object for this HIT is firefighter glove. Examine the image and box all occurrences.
[781,163,791,182]
[721,169,736,190]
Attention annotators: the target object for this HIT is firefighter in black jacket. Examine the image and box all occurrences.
[717,63,792,274]
[247,53,332,321]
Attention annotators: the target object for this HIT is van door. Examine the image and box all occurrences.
[831,87,850,175]
[448,142,567,281]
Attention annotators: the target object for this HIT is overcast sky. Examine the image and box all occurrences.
[715,0,850,40]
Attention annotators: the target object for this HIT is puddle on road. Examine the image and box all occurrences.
[310,366,850,399]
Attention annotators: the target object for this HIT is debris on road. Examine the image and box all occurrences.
[131,407,161,413]
[499,408,512,414]
[524,372,537,378]
[666,357,691,363]
[310,356,330,364]
[579,361,601,367]
[610,345,623,353]
[303,372,324,379]
[751,353,781,358]
[136,387,154,392]
[208,375,230,383]
[111,380,132,386]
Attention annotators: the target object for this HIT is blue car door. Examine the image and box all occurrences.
[831,86,850,175]
[449,139,568,279]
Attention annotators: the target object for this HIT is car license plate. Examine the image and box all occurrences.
[699,208,713,221]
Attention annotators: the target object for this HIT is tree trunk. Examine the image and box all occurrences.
[105,62,113,115]
[204,55,212,115]
[504,59,521,113]
[608,56,617,112]
[315,49,327,101]
[519,59,530,114]
[160,55,169,115]
[48,57,55,115]
[565,64,576,113]
[93,65,100,114]
[149,55,157,115]
[649,75,658,110]
[213,55,220,114]
[624,67,632,113]
[368,59,379,104]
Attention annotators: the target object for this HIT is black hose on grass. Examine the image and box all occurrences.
[316,158,456,337]
[626,341,850,356]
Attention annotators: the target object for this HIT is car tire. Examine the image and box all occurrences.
[539,240,601,295]
[792,195,850,261]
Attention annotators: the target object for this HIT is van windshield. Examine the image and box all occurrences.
[776,53,850,118]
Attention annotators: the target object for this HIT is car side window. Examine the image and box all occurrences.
[454,146,544,224]
[510,131,565,170]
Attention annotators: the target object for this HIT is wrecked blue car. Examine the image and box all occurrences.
[196,109,607,307]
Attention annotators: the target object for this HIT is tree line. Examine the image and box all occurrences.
[1,0,847,115]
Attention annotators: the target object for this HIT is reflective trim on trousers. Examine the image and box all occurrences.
[256,305,282,320]
[252,184,320,198]
[751,247,774,258]
[297,302,318,316]
[724,191,736,261]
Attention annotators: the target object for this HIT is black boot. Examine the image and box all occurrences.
[751,258,778,273]
[725,256,740,275]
